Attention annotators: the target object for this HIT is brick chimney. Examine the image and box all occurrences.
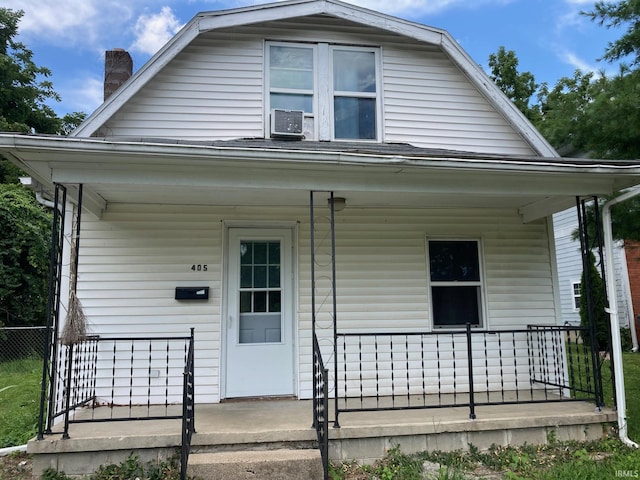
[104,49,133,101]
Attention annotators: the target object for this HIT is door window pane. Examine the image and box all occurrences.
[254,243,267,264]
[269,266,280,288]
[240,291,251,313]
[254,291,267,312]
[240,266,252,288]
[269,291,281,313]
[238,240,283,343]
[254,266,267,288]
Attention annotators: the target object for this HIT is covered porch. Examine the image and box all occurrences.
[2,135,640,478]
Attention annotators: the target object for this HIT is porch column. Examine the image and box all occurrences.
[38,184,67,439]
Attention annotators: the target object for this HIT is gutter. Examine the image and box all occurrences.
[602,187,640,448]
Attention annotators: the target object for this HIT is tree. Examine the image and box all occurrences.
[585,0,640,65]
[579,251,610,351]
[535,70,596,154]
[60,111,87,136]
[488,46,540,123]
[0,185,52,326]
[0,9,87,327]
[0,8,61,134]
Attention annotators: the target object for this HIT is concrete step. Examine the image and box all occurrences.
[187,448,325,480]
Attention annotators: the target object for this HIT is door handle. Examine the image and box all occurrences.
[228,316,232,328]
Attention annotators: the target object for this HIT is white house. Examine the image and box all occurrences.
[2,1,640,474]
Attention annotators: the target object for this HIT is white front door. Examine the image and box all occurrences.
[225,228,295,398]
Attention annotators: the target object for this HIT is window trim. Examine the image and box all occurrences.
[426,238,487,329]
[329,45,382,142]
[264,41,382,141]
[265,41,319,139]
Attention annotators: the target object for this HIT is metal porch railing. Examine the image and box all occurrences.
[312,333,329,480]
[39,329,195,478]
[332,323,601,425]
[181,329,196,480]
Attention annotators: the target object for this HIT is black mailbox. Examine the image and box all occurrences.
[175,286,209,300]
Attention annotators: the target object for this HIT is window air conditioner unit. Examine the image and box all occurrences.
[271,109,304,138]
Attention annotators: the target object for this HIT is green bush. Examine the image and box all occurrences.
[580,251,610,351]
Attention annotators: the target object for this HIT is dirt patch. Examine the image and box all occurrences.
[0,452,32,480]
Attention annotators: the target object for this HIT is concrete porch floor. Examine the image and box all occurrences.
[28,399,616,477]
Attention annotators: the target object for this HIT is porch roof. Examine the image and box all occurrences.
[1,133,640,221]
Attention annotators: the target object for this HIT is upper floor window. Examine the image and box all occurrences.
[266,42,381,141]
[268,44,315,113]
[332,48,377,140]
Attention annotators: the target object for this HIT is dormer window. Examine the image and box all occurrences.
[332,48,377,140]
[268,44,315,113]
[266,42,381,141]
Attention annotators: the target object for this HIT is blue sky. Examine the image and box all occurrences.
[6,0,626,117]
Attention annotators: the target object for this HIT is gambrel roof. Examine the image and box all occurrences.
[1,0,639,221]
[72,0,556,157]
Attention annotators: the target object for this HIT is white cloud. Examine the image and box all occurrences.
[130,6,184,55]
[562,51,598,74]
[223,0,511,17]
[4,0,97,34]
[58,75,105,114]
[3,0,138,48]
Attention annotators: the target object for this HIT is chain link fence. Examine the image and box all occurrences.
[0,326,48,363]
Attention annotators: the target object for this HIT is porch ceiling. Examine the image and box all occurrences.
[2,134,640,222]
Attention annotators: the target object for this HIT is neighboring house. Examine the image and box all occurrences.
[553,207,634,331]
[2,1,640,474]
[626,241,640,326]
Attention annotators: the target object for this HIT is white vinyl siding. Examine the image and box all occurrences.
[96,16,536,155]
[76,203,556,401]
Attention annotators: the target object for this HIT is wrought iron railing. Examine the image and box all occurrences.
[528,324,602,406]
[312,333,329,480]
[180,328,196,480]
[333,324,600,424]
[41,331,194,440]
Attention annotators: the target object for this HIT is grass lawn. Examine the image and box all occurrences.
[0,357,42,448]
[622,351,640,440]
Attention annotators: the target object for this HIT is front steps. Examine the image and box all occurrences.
[187,448,324,480]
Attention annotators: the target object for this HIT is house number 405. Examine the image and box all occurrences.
[191,264,208,271]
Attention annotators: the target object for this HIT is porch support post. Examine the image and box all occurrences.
[603,187,640,448]
[329,192,340,428]
[62,184,83,440]
[576,197,605,410]
[38,184,67,439]
[310,191,316,429]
